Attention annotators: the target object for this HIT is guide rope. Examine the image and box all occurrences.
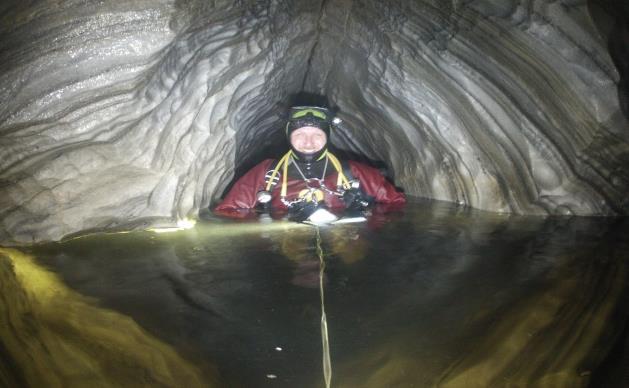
[315,226,332,388]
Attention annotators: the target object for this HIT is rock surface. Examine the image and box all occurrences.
[0,247,216,386]
[1,0,628,243]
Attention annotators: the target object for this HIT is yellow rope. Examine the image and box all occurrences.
[316,226,332,388]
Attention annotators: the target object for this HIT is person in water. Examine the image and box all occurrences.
[214,106,405,221]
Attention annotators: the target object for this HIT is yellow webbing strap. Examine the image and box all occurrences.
[281,151,290,197]
[265,151,292,193]
[266,150,352,200]
[326,152,351,190]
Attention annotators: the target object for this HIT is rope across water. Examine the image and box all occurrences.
[315,226,332,388]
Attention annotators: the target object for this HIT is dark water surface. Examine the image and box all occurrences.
[20,200,629,387]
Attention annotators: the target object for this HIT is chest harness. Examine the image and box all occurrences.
[260,150,352,207]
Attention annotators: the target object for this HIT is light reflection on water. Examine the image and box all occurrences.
[20,200,629,387]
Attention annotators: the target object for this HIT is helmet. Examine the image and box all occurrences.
[286,106,332,161]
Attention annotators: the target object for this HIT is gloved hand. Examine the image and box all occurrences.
[255,201,271,213]
[288,200,318,222]
[342,186,372,215]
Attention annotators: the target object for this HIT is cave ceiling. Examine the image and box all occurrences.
[0,0,628,243]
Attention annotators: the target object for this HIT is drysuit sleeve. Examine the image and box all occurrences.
[213,159,274,217]
[348,161,406,205]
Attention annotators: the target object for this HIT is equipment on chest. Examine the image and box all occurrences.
[256,150,351,208]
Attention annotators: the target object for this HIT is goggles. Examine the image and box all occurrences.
[289,106,330,121]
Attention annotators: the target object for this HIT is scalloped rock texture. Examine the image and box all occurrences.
[1,0,628,243]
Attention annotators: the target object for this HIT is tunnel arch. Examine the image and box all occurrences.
[0,0,628,243]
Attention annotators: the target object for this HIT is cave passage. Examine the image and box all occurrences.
[1,2,629,387]
[1,0,628,243]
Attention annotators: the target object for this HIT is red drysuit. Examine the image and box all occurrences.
[215,159,405,217]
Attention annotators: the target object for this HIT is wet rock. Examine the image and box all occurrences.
[0,247,216,386]
[1,0,628,243]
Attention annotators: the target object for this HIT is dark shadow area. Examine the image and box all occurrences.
[588,0,629,120]
[589,277,629,388]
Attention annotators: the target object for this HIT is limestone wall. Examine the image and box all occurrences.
[1,0,627,243]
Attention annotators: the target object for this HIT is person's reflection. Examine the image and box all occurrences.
[323,226,367,265]
[263,225,370,288]
[274,227,318,288]
[267,204,404,288]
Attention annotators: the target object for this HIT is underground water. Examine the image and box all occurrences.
[2,199,628,387]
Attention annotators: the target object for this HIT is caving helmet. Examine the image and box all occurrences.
[286,106,333,162]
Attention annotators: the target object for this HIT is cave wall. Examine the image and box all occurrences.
[1,0,628,244]
[0,0,317,243]
[306,0,629,214]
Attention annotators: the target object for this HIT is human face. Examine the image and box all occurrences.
[290,126,327,155]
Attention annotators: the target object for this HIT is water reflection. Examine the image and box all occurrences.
[0,247,213,388]
[5,199,628,387]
